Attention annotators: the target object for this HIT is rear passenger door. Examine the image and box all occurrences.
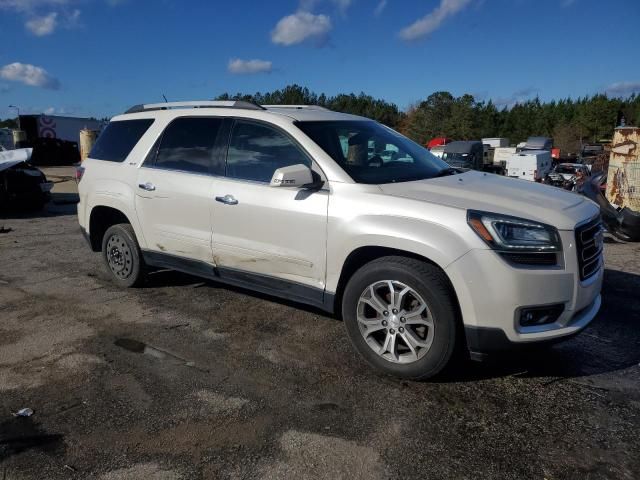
[135,117,223,264]
[211,119,329,298]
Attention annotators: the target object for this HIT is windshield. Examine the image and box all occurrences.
[296,120,451,184]
[442,152,473,168]
[555,166,577,174]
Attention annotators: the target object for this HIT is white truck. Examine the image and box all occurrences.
[482,138,510,148]
[507,150,553,182]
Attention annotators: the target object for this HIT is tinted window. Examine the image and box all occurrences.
[226,121,310,183]
[154,117,222,174]
[90,119,153,162]
[297,121,450,184]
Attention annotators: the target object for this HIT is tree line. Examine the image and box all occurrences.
[217,84,640,154]
[1,84,637,155]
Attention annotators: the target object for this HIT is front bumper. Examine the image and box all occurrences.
[445,228,603,353]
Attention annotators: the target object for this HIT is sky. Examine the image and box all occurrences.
[1,0,639,119]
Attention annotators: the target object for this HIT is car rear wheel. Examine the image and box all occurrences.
[342,256,459,379]
[101,223,146,288]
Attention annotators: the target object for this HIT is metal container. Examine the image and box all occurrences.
[79,128,98,162]
[12,129,26,147]
[606,127,640,211]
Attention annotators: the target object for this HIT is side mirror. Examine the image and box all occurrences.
[270,164,317,188]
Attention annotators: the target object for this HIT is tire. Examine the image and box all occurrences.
[101,223,146,288]
[342,256,459,380]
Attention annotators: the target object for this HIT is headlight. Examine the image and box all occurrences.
[467,210,562,252]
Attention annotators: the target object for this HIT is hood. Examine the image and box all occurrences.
[379,170,598,230]
[0,148,33,173]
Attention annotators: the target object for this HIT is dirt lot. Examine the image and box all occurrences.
[1,189,639,479]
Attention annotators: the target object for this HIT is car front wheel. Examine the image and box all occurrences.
[342,256,459,379]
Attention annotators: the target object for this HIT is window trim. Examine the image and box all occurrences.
[141,116,226,176]
[222,117,321,186]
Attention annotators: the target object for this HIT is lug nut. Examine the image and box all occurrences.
[389,328,395,334]
[383,311,389,316]
[398,327,404,333]
[400,317,406,323]
[392,309,398,314]
[382,320,388,326]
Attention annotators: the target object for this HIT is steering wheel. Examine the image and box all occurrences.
[367,155,384,167]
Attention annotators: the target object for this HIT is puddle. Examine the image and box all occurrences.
[0,417,64,461]
[114,338,204,371]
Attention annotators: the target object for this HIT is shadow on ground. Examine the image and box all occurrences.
[0,193,78,220]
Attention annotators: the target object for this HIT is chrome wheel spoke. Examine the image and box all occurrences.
[357,280,434,365]
[398,333,419,362]
[403,304,426,321]
[403,328,428,349]
[364,286,387,314]
[395,286,410,310]
[357,315,386,336]
[379,332,398,361]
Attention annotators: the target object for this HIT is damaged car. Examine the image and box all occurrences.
[545,163,590,190]
[0,146,53,211]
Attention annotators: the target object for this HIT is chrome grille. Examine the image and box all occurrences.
[575,217,603,281]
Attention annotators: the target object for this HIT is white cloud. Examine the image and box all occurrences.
[44,106,56,114]
[271,11,332,46]
[228,58,273,75]
[332,0,352,14]
[25,11,57,35]
[0,62,60,89]
[399,0,473,41]
[605,82,640,98]
[299,0,352,14]
[0,0,68,12]
[374,0,387,16]
[493,87,538,109]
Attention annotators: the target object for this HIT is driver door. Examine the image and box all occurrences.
[211,119,329,298]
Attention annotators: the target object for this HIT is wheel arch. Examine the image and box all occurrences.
[88,204,140,252]
[331,245,462,320]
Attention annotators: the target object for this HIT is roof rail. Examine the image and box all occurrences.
[262,105,331,111]
[124,100,266,114]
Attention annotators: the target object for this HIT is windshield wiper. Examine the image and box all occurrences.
[433,167,460,177]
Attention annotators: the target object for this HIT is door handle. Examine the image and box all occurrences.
[215,194,238,205]
[138,182,156,191]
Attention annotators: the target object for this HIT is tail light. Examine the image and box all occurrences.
[75,165,85,183]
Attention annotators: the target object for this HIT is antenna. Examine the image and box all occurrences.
[162,94,168,103]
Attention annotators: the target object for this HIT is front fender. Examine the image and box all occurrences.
[326,214,474,293]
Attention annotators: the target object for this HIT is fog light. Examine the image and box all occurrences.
[519,304,564,327]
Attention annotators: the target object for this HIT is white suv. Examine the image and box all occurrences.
[77,101,604,379]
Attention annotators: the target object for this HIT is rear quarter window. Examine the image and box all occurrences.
[90,119,154,162]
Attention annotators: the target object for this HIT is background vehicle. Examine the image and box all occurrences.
[442,141,484,170]
[0,147,52,210]
[482,138,509,148]
[507,150,553,181]
[77,101,603,379]
[493,147,517,170]
[427,137,452,149]
[16,114,103,166]
[545,163,590,190]
[522,136,553,151]
[0,128,13,150]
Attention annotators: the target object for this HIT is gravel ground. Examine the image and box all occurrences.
[1,197,639,480]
